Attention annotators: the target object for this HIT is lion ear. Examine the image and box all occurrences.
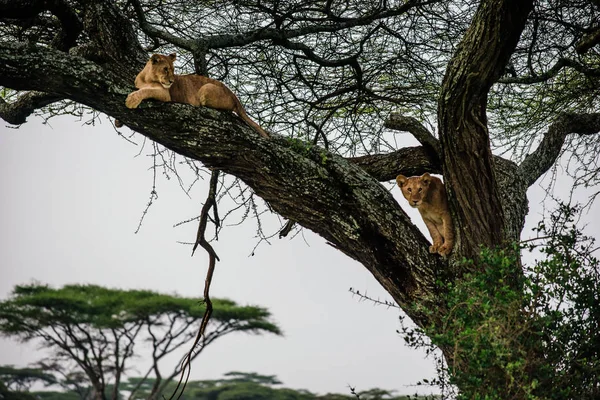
[421,172,431,184]
[150,54,161,64]
[396,175,407,187]
[168,53,177,61]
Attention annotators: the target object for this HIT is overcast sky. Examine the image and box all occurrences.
[1,115,598,397]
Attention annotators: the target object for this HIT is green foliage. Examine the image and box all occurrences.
[4,368,432,400]
[221,371,282,386]
[427,245,538,399]
[0,365,57,391]
[0,284,279,335]
[522,204,600,399]
[28,390,82,400]
[398,204,599,399]
[0,381,37,400]
[121,373,426,400]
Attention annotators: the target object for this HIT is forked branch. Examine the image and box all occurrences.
[519,113,600,186]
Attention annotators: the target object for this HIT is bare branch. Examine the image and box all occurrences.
[130,0,429,52]
[498,58,600,84]
[519,113,600,187]
[192,170,221,260]
[130,0,196,52]
[278,220,295,238]
[0,91,62,125]
[384,112,441,156]
[576,27,600,54]
[78,0,146,74]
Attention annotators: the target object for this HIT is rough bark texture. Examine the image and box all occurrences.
[438,0,534,259]
[2,1,600,394]
[0,40,448,325]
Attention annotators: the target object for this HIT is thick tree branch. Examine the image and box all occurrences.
[519,113,600,187]
[347,147,441,182]
[78,0,146,76]
[438,0,533,258]
[0,41,444,326]
[0,0,82,51]
[384,113,441,156]
[0,91,63,125]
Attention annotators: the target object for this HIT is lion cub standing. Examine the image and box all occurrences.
[396,173,454,257]
[125,53,269,138]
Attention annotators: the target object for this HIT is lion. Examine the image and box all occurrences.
[396,173,455,257]
[124,53,269,138]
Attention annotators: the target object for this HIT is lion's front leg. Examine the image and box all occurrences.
[438,214,455,257]
[126,87,171,109]
[423,218,444,254]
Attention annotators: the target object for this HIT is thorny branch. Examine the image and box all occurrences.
[349,287,400,309]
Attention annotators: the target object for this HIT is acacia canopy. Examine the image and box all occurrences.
[0,284,280,400]
[1,0,600,397]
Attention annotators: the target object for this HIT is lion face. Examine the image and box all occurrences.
[149,53,176,88]
[396,173,432,208]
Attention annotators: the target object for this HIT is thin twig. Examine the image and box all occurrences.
[349,287,400,309]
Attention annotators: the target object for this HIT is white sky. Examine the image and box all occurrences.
[1,115,598,397]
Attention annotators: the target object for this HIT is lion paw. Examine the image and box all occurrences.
[438,244,452,257]
[429,244,440,254]
[125,92,141,109]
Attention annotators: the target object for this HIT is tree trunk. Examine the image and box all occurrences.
[438,0,533,260]
[3,0,592,397]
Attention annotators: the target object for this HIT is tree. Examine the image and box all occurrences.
[121,372,420,400]
[0,0,599,398]
[0,366,57,392]
[0,381,38,400]
[0,284,281,400]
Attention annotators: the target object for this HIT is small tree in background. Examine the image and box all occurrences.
[120,372,418,400]
[0,366,57,392]
[0,284,281,400]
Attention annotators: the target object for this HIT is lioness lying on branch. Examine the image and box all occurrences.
[125,53,269,138]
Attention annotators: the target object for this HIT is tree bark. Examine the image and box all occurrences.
[0,40,449,325]
[438,0,534,259]
[3,1,599,396]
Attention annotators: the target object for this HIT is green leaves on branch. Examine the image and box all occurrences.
[398,204,600,399]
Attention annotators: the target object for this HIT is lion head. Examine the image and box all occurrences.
[147,53,176,89]
[396,173,432,208]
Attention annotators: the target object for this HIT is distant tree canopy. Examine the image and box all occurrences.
[1,368,432,400]
[0,366,57,392]
[0,284,281,400]
[1,0,600,398]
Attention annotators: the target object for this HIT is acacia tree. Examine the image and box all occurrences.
[0,284,281,400]
[0,0,599,398]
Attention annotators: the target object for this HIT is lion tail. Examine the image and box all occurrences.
[233,97,269,138]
